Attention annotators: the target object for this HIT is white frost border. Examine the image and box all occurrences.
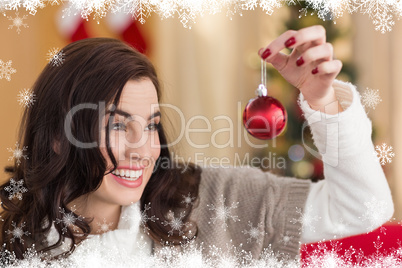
[0,0,401,32]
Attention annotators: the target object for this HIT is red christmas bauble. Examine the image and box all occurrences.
[243,96,287,140]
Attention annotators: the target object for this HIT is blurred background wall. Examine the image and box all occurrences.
[0,3,401,218]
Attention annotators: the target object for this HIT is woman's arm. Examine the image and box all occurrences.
[261,25,394,243]
[299,80,393,243]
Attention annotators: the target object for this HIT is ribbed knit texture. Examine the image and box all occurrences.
[185,167,311,259]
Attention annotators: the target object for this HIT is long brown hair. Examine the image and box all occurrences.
[0,38,201,260]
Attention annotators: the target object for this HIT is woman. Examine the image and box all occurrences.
[0,25,393,265]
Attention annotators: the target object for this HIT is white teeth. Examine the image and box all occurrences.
[112,169,143,181]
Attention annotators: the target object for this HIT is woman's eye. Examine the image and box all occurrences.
[112,122,127,131]
[145,122,161,131]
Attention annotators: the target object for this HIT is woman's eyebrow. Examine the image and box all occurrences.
[107,109,161,120]
[149,111,161,120]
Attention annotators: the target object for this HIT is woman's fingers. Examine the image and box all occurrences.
[259,30,296,59]
[312,59,342,77]
[285,25,327,53]
[295,43,333,67]
[259,25,326,57]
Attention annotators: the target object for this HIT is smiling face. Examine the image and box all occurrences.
[94,78,161,206]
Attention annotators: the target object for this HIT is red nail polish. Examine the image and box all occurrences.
[285,37,296,48]
[261,49,271,60]
[296,57,304,66]
[312,67,319,74]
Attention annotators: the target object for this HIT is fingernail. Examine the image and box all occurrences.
[285,37,296,48]
[312,67,319,74]
[296,57,304,66]
[261,49,271,60]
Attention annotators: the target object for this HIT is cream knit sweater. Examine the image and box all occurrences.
[45,80,393,265]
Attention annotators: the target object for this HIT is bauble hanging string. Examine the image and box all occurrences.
[243,59,287,140]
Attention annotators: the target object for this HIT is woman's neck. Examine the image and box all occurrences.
[67,195,121,234]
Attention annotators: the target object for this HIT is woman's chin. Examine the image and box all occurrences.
[119,196,142,206]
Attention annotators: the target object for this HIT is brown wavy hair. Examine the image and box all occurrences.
[0,38,201,260]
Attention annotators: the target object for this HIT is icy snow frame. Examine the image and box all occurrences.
[1,0,401,266]
[0,0,401,32]
[1,240,402,267]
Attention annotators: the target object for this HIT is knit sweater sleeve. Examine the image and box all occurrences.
[298,80,394,244]
[192,166,310,260]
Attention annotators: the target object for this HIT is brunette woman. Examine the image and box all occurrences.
[0,25,393,265]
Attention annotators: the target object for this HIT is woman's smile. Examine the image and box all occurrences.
[111,167,144,180]
[110,171,143,188]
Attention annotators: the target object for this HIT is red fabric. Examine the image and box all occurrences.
[300,222,402,265]
[71,20,90,42]
[122,21,147,54]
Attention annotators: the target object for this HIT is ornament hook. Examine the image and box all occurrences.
[256,59,268,97]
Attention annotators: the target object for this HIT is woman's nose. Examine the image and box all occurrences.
[126,151,152,168]
[124,132,152,162]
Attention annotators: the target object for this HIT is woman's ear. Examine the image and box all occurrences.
[53,139,61,154]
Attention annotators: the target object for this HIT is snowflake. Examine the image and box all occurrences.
[137,202,158,234]
[4,178,28,200]
[161,210,192,237]
[96,218,113,234]
[298,0,350,22]
[350,0,398,33]
[374,142,395,165]
[207,195,240,232]
[374,11,395,33]
[241,0,259,11]
[279,231,294,246]
[120,202,158,235]
[130,0,154,24]
[373,235,383,250]
[17,88,36,108]
[178,9,196,29]
[4,0,21,11]
[24,0,46,15]
[49,0,63,6]
[6,221,30,244]
[181,192,196,208]
[0,59,17,81]
[360,197,390,232]
[332,218,349,239]
[259,0,283,15]
[55,206,83,234]
[290,205,321,233]
[7,142,28,166]
[155,0,177,19]
[46,47,65,67]
[241,221,265,244]
[7,12,28,34]
[361,88,382,110]
[3,0,45,15]
[65,0,117,22]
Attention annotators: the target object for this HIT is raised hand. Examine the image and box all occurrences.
[259,25,343,113]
